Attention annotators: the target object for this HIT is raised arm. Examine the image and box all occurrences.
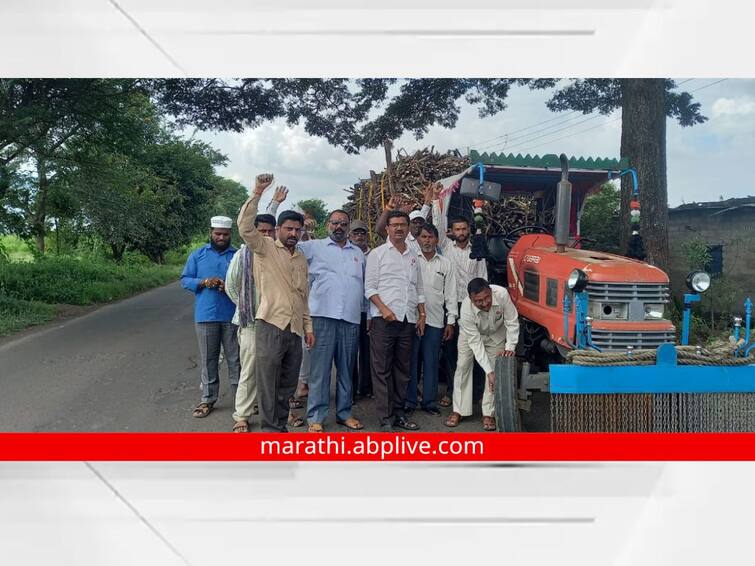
[431,183,448,248]
[237,174,275,254]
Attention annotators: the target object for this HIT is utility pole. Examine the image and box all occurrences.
[383,138,395,195]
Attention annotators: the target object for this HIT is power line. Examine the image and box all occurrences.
[496,113,605,154]
[690,78,727,93]
[475,112,592,152]
[511,115,622,155]
[470,110,580,149]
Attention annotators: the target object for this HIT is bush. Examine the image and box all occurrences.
[0,295,56,336]
[0,256,180,305]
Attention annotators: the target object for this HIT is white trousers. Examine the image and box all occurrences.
[451,332,505,418]
[232,325,257,422]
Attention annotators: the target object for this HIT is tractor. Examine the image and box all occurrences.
[437,151,754,432]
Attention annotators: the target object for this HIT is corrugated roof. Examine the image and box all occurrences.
[670,196,755,213]
[469,151,629,171]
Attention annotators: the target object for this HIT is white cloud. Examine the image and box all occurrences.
[197,79,755,212]
[712,97,755,117]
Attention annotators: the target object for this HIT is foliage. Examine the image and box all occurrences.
[681,237,712,271]
[0,256,180,305]
[579,183,621,253]
[295,198,329,225]
[0,295,56,336]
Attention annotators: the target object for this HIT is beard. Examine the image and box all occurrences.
[211,239,230,251]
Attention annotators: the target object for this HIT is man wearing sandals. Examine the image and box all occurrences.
[445,278,519,431]
[238,174,315,433]
[181,216,240,419]
[225,186,295,432]
[297,210,365,432]
[366,210,426,432]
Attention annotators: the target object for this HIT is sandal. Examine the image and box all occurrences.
[232,420,249,433]
[308,423,324,433]
[393,416,419,431]
[337,417,364,430]
[288,413,305,428]
[438,395,452,408]
[192,402,214,418]
[444,412,462,427]
[289,397,304,410]
[482,416,497,432]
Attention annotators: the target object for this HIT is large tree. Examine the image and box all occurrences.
[541,79,706,271]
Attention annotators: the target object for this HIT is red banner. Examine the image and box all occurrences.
[1,432,755,461]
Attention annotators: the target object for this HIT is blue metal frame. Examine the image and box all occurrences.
[681,293,701,346]
[551,344,755,394]
[570,290,601,351]
[737,298,753,357]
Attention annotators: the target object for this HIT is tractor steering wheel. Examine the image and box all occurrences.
[502,225,552,248]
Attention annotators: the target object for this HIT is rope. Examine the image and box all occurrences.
[567,345,754,367]
[368,180,374,244]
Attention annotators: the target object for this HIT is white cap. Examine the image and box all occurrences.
[211,216,233,229]
[409,210,424,221]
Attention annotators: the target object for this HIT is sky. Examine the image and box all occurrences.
[194,79,755,212]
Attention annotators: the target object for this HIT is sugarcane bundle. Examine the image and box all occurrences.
[342,147,545,244]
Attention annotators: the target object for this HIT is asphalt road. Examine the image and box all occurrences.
[0,282,550,432]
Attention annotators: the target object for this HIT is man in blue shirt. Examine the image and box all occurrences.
[181,216,240,418]
[298,210,365,432]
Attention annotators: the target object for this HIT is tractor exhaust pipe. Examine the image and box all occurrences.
[555,153,572,253]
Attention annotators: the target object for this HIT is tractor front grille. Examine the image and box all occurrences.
[590,329,677,351]
[587,282,670,303]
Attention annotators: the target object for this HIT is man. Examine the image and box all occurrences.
[375,185,433,254]
[432,185,489,407]
[237,174,315,433]
[298,210,365,432]
[348,219,373,400]
[180,216,240,419]
[445,278,519,431]
[225,188,303,432]
[365,210,426,432]
[406,223,457,416]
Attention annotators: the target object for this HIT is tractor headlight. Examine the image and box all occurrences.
[686,271,711,294]
[644,303,665,320]
[567,269,589,292]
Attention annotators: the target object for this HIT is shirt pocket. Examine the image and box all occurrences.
[350,255,363,279]
[432,271,445,292]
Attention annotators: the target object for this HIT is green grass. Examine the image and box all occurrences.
[0,235,34,263]
[0,296,56,336]
[0,256,181,306]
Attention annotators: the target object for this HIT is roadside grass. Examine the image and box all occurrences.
[0,295,56,336]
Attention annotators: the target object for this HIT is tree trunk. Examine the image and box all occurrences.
[33,155,49,254]
[110,243,125,262]
[619,79,669,272]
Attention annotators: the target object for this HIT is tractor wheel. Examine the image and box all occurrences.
[494,356,522,432]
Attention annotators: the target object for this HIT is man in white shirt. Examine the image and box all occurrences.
[406,223,458,415]
[376,186,433,255]
[445,278,519,431]
[432,186,489,407]
[365,210,426,432]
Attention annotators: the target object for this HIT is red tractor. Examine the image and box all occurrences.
[439,152,675,380]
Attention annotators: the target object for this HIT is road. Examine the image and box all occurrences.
[0,282,550,432]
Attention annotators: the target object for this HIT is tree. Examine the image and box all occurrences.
[541,79,706,272]
[295,198,329,226]
[579,182,621,254]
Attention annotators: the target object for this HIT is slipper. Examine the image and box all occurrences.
[337,417,364,430]
[393,416,419,431]
[232,420,249,433]
[192,402,214,418]
[288,414,305,428]
[438,395,452,408]
[444,412,462,427]
[308,423,324,433]
[289,397,304,410]
[482,416,497,432]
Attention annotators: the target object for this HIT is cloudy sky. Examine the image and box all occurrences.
[195,79,755,212]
